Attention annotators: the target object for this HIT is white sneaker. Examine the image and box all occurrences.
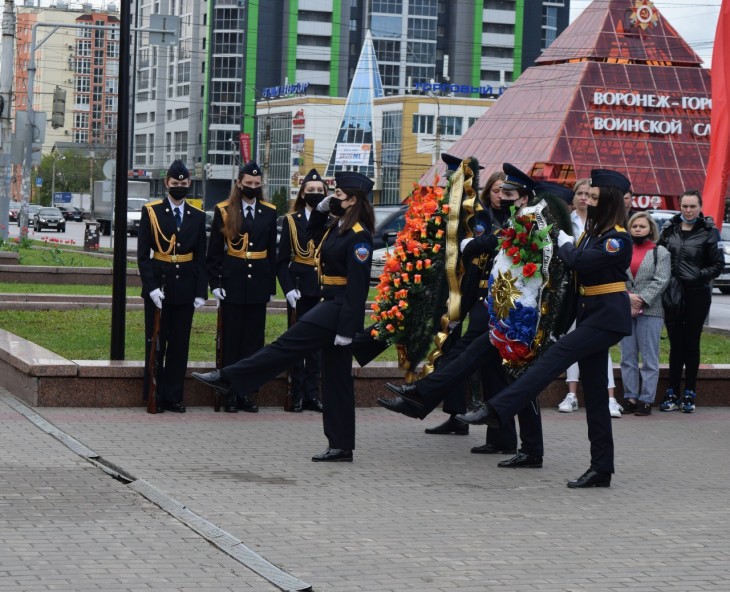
[558,393,578,413]
[609,397,623,418]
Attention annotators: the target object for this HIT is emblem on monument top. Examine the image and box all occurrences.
[629,0,660,30]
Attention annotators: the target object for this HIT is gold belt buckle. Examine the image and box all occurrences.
[245,251,252,260]
[171,254,178,263]
[579,286,585,296]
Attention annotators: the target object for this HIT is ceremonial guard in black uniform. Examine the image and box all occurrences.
[456,169,633,488]
[277,168,328,412]
[207,161,278,413]
[379,164,549,466]
[138,159,208,413]
[194,171,375,462]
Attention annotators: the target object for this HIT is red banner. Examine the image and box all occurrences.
[702,0,730,230]
[239,133,251,164]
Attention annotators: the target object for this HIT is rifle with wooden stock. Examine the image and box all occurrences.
[214,300,223,412]
[283,278,299,411]
[146,306,162,414]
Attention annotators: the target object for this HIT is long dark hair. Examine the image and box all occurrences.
[586,186,627,236]
[338,188,375,235]
[223,172,245,241]
[479,171,506,208]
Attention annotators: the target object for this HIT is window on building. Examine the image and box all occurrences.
[381,110,403,204]
[134,133,146,166]
[409,0,436,17]
[105,78,118,94]
[380,63,400,88]
[135,113,148,124]
[484,0,516,9]
[75,59,91,74]
[74,113,89,129]
[406,41,435,64]
[412,114,434,135]
[468,117,480,128]
[482,46,513,59]
[373,39,400,63]
[407,17,436,41]
[542,6,558,49]
[297,34,331,47]
[298,10,332,22]
[371,15,402,38]
[174,131,188,162]
[484,22,515,35]
[438,116,463,136]
[372,0,403,13]
[107,42,119,59]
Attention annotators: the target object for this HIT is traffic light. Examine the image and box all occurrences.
[51,86,66,129]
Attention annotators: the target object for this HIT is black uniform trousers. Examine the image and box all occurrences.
[666,285,711,393]
[220,301,267,398]
[143,298,195,405]
[434,300,518,451]
[287,295,321,401]
[487,324,624,473]
[220,319,355,450]
[416,328,543,457]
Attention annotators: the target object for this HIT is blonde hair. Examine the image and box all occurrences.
[628,211,659,241]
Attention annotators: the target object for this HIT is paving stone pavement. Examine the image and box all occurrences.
[3,386,730,591]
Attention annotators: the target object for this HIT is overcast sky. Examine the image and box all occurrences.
[570,0,721,66]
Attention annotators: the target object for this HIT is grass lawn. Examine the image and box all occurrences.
[0,283,140,296]
[0,307,726,367]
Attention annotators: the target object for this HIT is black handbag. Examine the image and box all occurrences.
[661,274,684,321]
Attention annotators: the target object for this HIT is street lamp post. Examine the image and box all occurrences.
[51,152,64,205]
[427,91,442,178]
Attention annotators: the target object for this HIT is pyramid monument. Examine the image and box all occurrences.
[325,30,384,180]
[430,0,712,209]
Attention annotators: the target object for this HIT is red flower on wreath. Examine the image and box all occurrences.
[522,262,538,278]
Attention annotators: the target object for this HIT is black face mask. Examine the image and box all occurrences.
[240,185,262,200]
[587,204,599,220]
[500,199,517,214]
[632,234,650,245]
[304,192,325,208]
[168,185,189,201]
[330,198,348,217]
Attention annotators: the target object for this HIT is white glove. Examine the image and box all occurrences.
[149,288,164,309]
[460,237,474,253]
[334,335,352,346]
[194,297,206,309]
[316,195,332,212]
[286,289,301,308]
[212,287,226,302]
[557,230,573,248]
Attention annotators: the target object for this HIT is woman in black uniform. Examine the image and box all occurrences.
[455,169,633,488]
[277,168,329,412]
[194,171,375,463]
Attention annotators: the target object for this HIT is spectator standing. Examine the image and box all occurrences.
[619,212,671,415]
[657,190,724,413]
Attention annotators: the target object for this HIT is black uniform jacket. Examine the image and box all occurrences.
[459,203,502,318]
[558,225,633,336]
[298,209,372,338]
[276,208,320,298]
[138,198,208,305]
[207,198,278,304]
[658,214,724,289]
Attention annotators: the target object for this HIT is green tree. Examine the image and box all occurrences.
[36,150,108,206]
[270,186,289,215]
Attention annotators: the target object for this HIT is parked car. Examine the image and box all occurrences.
[205,210,214,238]
[370,246,390,283]
[56,205,85,222]
[716,225,730,295]
[26,204,41,228]
[9,203,19,223]
[33,206,66,232]
[649,209,679,233]
[126,197,152,236]
[373,204,408,249]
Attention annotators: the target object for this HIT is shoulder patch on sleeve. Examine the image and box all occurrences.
[216,200,230,212]
[352,222,364,233]
[260,201,277,210]
[147,199,163,207]
[603,237,625,254]
[614,224,626,232]
[354,242,371,264]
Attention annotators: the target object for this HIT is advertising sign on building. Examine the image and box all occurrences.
[53,192,73,204]
[239,133,251,163]
[335,143,372,166]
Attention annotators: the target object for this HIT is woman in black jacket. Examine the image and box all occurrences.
[657,190,724,413]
